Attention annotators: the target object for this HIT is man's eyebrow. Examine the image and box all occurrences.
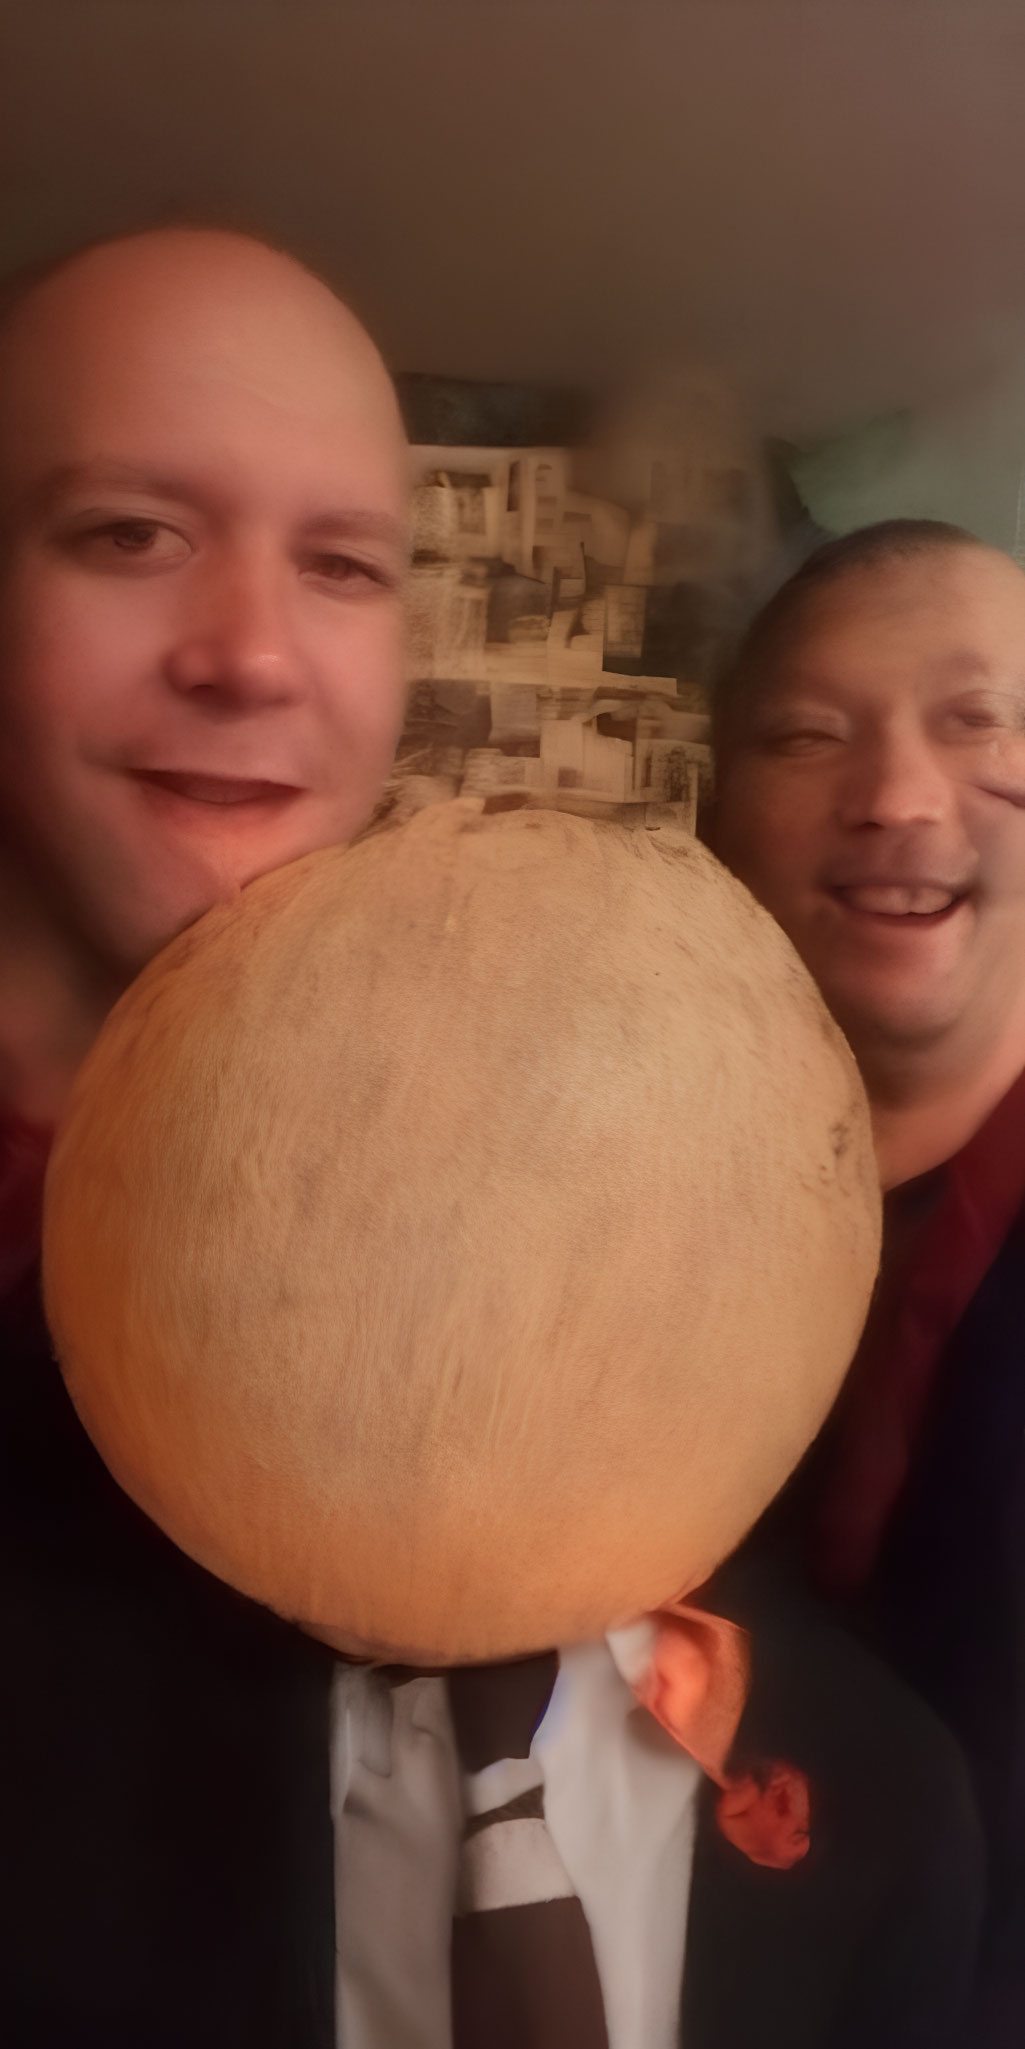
[302,508,411,556]
[13,460,198,519]
[924,653,1025,704]
[11,463,410,556]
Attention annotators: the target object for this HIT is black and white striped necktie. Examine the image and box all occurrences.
[446,1652,609,2049]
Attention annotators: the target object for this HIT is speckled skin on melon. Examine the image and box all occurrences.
[43,801,880,1663]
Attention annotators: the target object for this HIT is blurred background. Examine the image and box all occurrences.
[4,0,1024,815]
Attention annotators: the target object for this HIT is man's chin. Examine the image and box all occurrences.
[96,829,335,980]
[81,869,250,986]
[824,981,966,1064]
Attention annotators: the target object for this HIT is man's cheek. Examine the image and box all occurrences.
[961,729,1025,809]
[360,672,408,767]
[972,774,1025,812]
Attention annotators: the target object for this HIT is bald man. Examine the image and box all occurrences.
[713,521,1025,2046]
[0,226,409,1118]
[0,226,409,2044]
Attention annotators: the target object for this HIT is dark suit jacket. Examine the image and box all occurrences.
[683,1556,984,2049]
[0,1270,336,2048]
[0,1274,983,2047]
[863,1205,1025,2047]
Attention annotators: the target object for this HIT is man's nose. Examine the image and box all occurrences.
[163,550,306,708]
[836,722,953,831]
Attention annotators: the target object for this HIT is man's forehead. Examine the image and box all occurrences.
[0,230,405,485]
[1,228,377,356]
[763,553,1025,693]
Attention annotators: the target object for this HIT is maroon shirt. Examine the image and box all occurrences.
[0,1109,50,1303]
[810,1062,1025,1597]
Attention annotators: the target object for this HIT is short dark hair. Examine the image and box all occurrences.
[712,517,983,760]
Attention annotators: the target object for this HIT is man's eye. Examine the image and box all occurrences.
[759,727,844,755]
[105,519,161,550]
[305,551,395,592]
[951,709,1018,735]
[70,519,190,566]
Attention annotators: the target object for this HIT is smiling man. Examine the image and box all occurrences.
[0,227,409,1027]
[712,521,1025,1188]
[0,225,409,2045]
[713,520,1025,2046]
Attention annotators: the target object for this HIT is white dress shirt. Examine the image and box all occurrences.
[330,1632,701,2049]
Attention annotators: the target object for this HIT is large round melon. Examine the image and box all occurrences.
[43,803,880,1663]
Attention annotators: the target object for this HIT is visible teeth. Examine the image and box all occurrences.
[842,885,955,916]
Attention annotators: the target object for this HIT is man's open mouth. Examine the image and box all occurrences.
[830,883,967,922]
[135,770,302,807]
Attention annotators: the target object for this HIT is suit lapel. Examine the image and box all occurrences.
[676,1554,984,2049]
[680,1786,850,2049]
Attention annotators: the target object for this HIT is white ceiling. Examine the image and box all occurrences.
[4,0,1025,439]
